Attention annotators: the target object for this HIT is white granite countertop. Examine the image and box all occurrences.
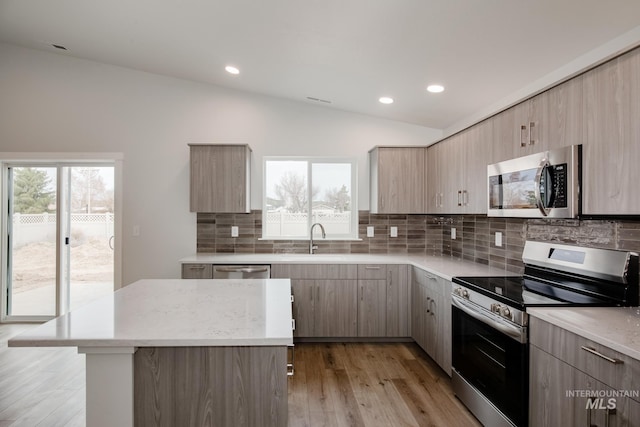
[9,279,293,348]
[529,307,640,360]
[179,253,515,281]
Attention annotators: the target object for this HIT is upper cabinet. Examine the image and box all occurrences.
[189,144,251,213]
[492,76,583,162]
[427,120,492,214]
[582,47,640,215]
[369,146,426,214]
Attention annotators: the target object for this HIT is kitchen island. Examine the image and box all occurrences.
[8,278,293,427]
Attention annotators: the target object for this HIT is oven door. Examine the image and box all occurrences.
[451,301,528,427]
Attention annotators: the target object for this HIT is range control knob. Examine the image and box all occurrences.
[490,303,502,313]
[460,289,469,299]
[500,306,512,319]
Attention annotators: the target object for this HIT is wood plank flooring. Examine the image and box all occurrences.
[0,324,481,426]
[288,342,481,427]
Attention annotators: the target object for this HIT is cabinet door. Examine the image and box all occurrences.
[461,121,492,214]
[436,280,452,375]
[583,48,640,214]
[541,75,583,151]
[181,263,213,279]
[426,142,444,212]
[357,279,387,337]
[189,144,251,213]
[530,345,610,427]
[315,280,358,337]
[411,272,427,351]
[386,265,410,337]
[370,147,426,214]
[291,280,315,338]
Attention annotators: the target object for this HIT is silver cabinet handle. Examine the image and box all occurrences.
[364,266,381,270]
[463,190,469,206]
[457,190,462,206]
[188,265,206,270]
[287,345,295,377]
[520,124,527,147]
[426,296,431,313]
[291,319,296,331]
[581,346,624,364]
[430,298,436,316]
[529,121,536,145]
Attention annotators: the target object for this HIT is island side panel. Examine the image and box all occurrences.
[134,346,288,427]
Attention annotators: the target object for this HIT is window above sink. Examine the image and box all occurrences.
[262,157,358,240]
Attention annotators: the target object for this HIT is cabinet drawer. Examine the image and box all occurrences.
[530,317,640,399]
[412,267,444,295]
[181,263,213,279]
[357,264,387,280]
[271,264,357,279]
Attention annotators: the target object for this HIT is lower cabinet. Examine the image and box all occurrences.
[357,264,410,338]
[529,317,640,427]
[272,263,410,339]
[411,266,452,375]
[272,264,358,338]
[181,263,213,279]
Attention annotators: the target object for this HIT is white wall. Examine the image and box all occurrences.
[0,43,441,284]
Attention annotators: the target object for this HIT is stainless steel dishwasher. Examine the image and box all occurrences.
[212,265,271,279]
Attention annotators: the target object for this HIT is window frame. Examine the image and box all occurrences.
[262,156,358,240]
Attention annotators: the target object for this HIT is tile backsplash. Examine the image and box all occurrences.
[196,211,640,273]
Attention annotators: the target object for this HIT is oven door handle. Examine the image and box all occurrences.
[452,296,527,343]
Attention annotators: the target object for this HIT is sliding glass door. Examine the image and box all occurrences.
[3,164,115,321]
[7,166,58,317]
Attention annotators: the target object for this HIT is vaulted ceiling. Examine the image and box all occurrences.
[1,0,639,131]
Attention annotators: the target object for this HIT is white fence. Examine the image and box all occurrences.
[12,213,114,247]
[265,211,352,236]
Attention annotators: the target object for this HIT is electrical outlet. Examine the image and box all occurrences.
[390,226,398,238]
[495,231,503,247]
[367,226,375,237]
[451,227,456,240]
[132,225,140,237]
[231,226,239,237]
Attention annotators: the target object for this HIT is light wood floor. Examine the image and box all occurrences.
[288,342,481,427]
[0,325,480,426]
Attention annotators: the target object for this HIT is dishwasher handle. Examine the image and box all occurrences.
[214,266,270,274]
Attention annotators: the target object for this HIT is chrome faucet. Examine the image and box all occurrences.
[309,223,326,254]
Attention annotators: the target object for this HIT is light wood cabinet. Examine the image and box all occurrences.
[189,144,251,213]
[271,264,358,338]
[357,265,387,337]
[530,316,640,427]
[181,263,213,279]
[491,75,583,163]
[385,264,410,337]
[369,146,427,214]
[410,266,452,375]
[273,263,410,339]
[426,120,491,214]
[582,47,640,214]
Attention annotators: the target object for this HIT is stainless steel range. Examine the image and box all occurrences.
[451,241,639,427]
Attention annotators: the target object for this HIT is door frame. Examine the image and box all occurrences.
[0,152,123,322]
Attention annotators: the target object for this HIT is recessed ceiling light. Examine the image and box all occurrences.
[427,84,445,93]
[379,97,394,104]
[225,65,240,75]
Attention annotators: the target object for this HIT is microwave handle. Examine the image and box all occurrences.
[534,157,551,217]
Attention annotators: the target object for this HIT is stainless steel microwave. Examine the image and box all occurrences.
[487,145,581,218]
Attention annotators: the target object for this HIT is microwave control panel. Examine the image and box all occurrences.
[552,163,568,208]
